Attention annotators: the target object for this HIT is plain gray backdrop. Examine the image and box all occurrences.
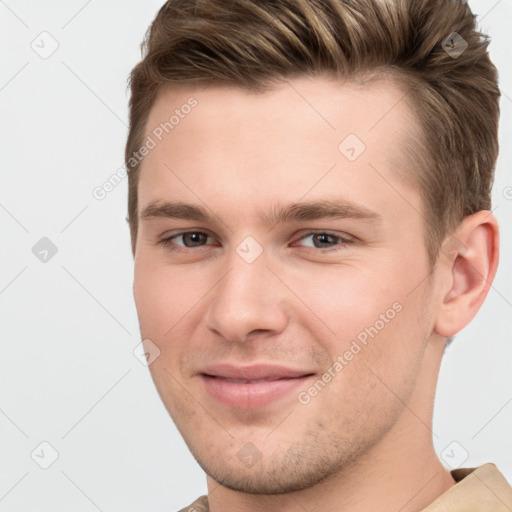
[1,1,511,511]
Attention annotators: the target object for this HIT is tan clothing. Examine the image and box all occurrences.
[178,463,512,511]
[423,463,512,511]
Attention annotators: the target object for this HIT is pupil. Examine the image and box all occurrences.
[185,232,206,247]
[314,234,334,248]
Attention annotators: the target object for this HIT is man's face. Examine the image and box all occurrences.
[133,76,443,493]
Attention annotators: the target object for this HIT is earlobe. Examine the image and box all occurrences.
[434,210,499,338]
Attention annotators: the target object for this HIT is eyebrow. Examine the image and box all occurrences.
[139,199,381,227]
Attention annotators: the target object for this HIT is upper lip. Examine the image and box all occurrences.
[199,363,314,380]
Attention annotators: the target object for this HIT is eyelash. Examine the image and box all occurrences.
[158,231,354,253]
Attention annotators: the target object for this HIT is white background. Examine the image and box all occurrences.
[0,1,511,511]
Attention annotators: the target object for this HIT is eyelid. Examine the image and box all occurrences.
[292,229,355,243]
[160,230,214,248]
[291,230,355,251]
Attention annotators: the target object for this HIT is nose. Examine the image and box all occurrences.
[204,247,289,344]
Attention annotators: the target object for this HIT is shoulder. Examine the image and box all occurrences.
[176,494,209,512]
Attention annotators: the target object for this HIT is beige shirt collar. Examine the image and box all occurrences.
[422,463,512,512]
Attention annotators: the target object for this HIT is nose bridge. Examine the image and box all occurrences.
[204,241,287,342]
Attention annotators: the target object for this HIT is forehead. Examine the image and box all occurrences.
[137,75,421,222]
[144,74,417,143]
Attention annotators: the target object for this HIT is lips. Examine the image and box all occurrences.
[212,377,282,383]
[199,363,315,409]
[200,362,313,380]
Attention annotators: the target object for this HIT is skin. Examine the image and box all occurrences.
[132,75,499,512]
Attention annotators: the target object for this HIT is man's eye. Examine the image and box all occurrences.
[295,232,353,252]
[160,231,211,250]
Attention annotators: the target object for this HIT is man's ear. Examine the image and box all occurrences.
[434,210,499,338]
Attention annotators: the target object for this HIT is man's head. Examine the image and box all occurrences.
[126,0,499,266]
[126,0,500,502]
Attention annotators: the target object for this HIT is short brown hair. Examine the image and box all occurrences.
[125,0,500,265]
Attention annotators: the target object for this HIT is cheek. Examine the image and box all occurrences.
[287,262,405,342]
[132,261,217,397]
[133,263,200,417]
[292,259,427,389]
[133,261,201,338]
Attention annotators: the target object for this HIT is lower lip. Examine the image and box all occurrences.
[200,374,314,409]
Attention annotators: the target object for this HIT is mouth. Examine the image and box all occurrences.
[198,363,316,409]
[206,377,301,383]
